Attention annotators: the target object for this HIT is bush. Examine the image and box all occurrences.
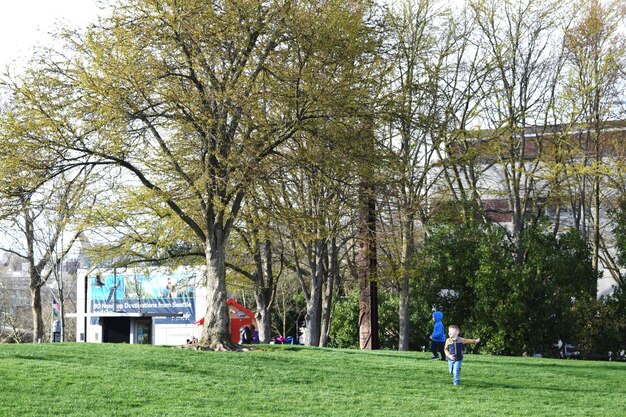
[328,294,359,349]
[413,222,599,356]
[571,288,626,355]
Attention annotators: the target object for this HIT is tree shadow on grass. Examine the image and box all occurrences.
[11,354,48,361]
[316,349,425,361]
[470,379,607,394]
[500,359,626,373]
[255,345,308,353]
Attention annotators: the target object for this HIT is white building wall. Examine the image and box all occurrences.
[153,324,198,345]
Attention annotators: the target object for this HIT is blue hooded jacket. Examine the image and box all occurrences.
[431,311,445,342]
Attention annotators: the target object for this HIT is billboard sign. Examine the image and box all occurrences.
[90,269,198,324]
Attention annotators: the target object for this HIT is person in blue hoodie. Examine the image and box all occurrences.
[430,311,446,360]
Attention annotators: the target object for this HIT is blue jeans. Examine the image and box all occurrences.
[448,359,462,385]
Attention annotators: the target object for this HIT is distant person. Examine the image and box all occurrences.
[444,325,480,386]
[430,311,446,360]
[239,325,252,344]
[164,278,177,298]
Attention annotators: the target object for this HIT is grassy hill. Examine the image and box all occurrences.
[0,343,623,416]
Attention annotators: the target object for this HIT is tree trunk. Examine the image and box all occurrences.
[59,286,65,343]
[305,282,323,346]
[320,237,338,347]
[510,173,525,266]
[25,204,44,343]
[398,218,413,351]
[250,237,274,344]
[305,242,324,347]
[254,287,272,344]
[200,232,234,350]
[398,278,409,351]
[593,173,600,274]
[592,127,601,276]
[29,284,44,343]
[581,130,590,243]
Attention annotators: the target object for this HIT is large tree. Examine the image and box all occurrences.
[380,0,470,351]
[0,139,89,342]
[271,123,366,347]
[226,192,285,344]
[0,72,95,342]
[469,0,567,264]
[18,0,377,350]
[562,0,626,275]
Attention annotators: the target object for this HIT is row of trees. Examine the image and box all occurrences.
[0,0,625,353]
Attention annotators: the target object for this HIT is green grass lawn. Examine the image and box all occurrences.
[0,343,623,417]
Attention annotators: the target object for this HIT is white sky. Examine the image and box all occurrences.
[0,0,102,70]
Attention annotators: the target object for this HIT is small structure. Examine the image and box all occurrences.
[74,267,203,345]
[194,298,257,343]
[74,266,258,346]
[227,298,257,343]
